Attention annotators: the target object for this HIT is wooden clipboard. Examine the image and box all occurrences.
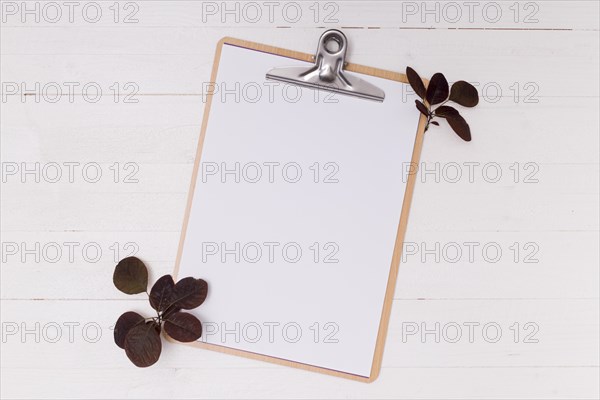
[171,35,427,383]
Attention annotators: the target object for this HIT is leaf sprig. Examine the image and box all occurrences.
[406,67,479,141]
[113,256,208,367]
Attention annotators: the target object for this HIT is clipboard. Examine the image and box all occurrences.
[172,31,427,382]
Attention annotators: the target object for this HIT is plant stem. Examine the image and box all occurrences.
[424,113,433,132]
[425,99,450,132]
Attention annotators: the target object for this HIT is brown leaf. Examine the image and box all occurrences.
[406,67,426,99]
[446,113,472,141]
[149,275,175,312]
[434,105,459,118]
[113,257,148,295]
[425,73,449,106]
[164,312,202,342]
[124,322,162,368]
[171,278,208,310]
[114,311,145,349]
[415,100,429,117]
[449,81,479,107]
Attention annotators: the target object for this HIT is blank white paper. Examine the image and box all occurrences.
[177,43,420,377]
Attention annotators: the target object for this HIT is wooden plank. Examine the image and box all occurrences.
[2,29,598,97]
[2,98,599,164]
[2,366,597,399]
[1,1,598,30]
[2,189,597,232]
[1,231,598,300]
[1,162,597,197]
[1,299,597,369]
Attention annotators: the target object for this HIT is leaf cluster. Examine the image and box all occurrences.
[113,257,208,367]
[406,67,479,141]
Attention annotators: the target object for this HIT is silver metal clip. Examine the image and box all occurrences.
[266,29,385,102]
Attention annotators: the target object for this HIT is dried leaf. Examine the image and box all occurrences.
[171,278,208,310]
[124,322,162,368]
[425,73,449,106]
[164,312,202,342]
[113,257,148,295]
[434,105,459,118]
[449,80,479,107]
[114,311,145,349]
[406,67,426,99]
[149,275,175,312]
[415,100,429,117]
[446,113,472,142]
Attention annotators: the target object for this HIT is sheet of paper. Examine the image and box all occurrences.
[177,43,420,377]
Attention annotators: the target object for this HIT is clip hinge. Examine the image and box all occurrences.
[266,30,385,102]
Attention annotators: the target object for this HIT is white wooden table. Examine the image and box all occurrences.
[1,1,599,398]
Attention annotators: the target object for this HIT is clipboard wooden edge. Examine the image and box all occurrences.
[170,36,428,383]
